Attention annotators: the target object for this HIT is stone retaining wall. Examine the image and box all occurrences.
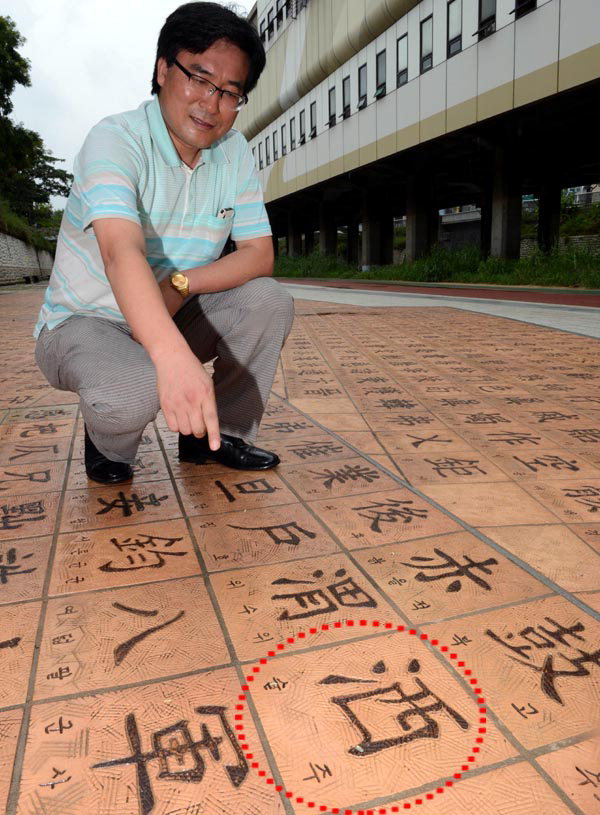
[0,232,53,284]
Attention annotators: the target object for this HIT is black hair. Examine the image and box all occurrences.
[152,2,266,96]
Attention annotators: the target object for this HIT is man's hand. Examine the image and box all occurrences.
[155,347,220,448]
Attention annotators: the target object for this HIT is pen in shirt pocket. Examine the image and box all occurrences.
[217,207,234,219]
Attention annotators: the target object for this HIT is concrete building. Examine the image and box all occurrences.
[238,0,600,264]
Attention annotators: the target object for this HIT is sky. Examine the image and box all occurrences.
[4,0,255,207]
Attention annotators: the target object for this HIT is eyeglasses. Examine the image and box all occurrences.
[173,59,248,112]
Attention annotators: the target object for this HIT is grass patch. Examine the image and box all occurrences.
[0,199,55,254]
[275,245,600,289]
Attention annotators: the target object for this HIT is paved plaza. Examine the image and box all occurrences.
[0,284,599,815]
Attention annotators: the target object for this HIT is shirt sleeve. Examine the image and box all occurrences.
[73,119,143,232]
[230,135,272,242]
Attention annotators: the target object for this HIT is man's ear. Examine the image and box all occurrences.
[156,57,168,89]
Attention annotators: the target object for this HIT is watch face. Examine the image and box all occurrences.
[172,273,186,287]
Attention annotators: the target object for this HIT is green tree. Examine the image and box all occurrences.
[0,15,71,235]
[0,16,30,116]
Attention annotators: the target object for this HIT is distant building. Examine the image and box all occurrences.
[238,0,600,263]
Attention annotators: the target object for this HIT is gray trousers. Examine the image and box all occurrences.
[35,277,294,463]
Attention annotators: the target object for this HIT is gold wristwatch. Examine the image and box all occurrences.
[169,272,190,298]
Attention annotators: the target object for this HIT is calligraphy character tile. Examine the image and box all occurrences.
[18,670,285,815]
[281,456,398,500]
[255,416,325,442]
[0,437,71,467]
[0,536,52,604]
[191,503,340,571]
[0,419,74,443]
[178,471,297,517]
[0,602,41,706]
[0,460,67,496]
[36,577,230,698]
[389,450,508,486]
[0,491,60,542]
[520,479,600,523]
[424,595,600,749]
[60,481,181,533]
[50,520,200,595]
[353,530,548,622]
[310,488,461,549]
[536,736,600,814]
[0,710,22,814]
[249,633,515,808]
[211,552,396,660]
[376,429,476,455]
[486,447,600,482]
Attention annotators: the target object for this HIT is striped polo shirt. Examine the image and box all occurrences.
[34,95,271,337]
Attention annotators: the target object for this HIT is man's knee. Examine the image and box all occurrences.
[241,277,294,334]
[81,389,159,436]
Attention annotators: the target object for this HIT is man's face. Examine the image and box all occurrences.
[156,39,250,165]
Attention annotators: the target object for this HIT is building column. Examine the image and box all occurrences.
[304,224,315,255]
[361,191,394,268]
[405,175,438,262]
[346,219,359,265]
[537,181,561,254]
[287,213,302,256]
[319,204,337,256]
[490,146,522,259]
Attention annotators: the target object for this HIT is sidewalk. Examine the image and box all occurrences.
[1,286,599,815]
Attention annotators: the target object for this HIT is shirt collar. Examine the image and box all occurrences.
[147,95,229,168]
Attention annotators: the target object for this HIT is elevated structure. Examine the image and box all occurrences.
[238,0,600,263]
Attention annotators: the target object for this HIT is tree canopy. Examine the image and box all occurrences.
[0,15,72,242]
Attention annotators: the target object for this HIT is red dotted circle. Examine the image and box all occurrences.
[235,619,487,812]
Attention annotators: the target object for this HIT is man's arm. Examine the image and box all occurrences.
[92,217,220,448]
[159,235,274,316]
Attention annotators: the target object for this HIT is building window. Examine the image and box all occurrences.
[396,34,408,87]
[477,0,496,40]
[265,135,271,165]
[358,63,367,109]
[342,75,351,119]
[259,19,266,43]
[447,0,462,57]
[420,16,433,73]
[375,49,387,99]
[281,123,287,155]
[252,146,256,165]
[328,87,336,127]
[285,0,292,18]
[290,116,296,150]
[267,8,274,39]
[258,141,263,170]
[276,0,284,28]
[309,101,317,138]
[299,109,306,145]
[513,0,536,19]
[273,129,279,160]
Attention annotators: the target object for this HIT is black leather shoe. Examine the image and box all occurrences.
[178,432,280,470]
[84,426,133,484]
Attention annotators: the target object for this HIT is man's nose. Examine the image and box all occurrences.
[204,89,221,113]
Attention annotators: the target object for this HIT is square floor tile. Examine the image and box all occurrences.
[0,491,60,542]
[311,487,462,549]
[275,432,356,464]
[0,536,52,604]
[178,471,298,517]
[0,710,22,813]
[0,419,74,443]
[0,602,41,706]
[248,633,515,809]
[256,416,327,441]
[35,577,230,699]
[211,552,397,661]
[0,460,67,496]
[385,762,578,814]
[480,524,600,592]
[5,404,78,423]
[191,503,340,572]
[376,428,476,454]
[536,737,600,815]
[0,437,71,466]
[352,530,549,623]
[49,519,200,595]
[280,456,399,500]
[424,595,600,749]
[388,449,509,486]
[59,481,182,533]
[485,447,600,481]
[520,478,600,523]
[420,481,560,527]
[17,670,285,815]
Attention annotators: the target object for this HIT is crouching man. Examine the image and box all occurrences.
[34,2,294,484]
